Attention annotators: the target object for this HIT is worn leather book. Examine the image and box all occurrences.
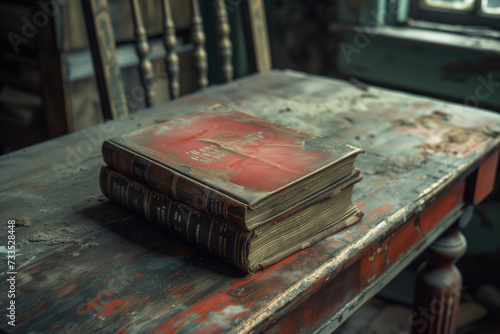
[99,166,364,273]
[102,104,364,230]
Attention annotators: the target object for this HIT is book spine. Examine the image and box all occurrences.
[99,166,253,273]
[102,141,248,229]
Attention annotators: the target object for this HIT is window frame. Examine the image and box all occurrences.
[409,0,500,29]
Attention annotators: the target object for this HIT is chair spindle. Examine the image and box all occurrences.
[214,0,233,82]
[161,0,180,99]
[190,0,208,89]
[131,0,155,106]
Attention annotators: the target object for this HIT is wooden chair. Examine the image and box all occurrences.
[81,0,272,120]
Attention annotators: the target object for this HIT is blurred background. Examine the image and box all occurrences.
[2,0,499,153]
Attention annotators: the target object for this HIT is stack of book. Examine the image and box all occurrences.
[99,104,364,273]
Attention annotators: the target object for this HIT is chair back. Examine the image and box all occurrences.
[82,0,272,119]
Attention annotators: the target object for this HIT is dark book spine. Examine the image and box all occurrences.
[99,166,253,273]
[102,141,248,229]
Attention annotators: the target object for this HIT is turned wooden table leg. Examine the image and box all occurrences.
[411,206,473,334]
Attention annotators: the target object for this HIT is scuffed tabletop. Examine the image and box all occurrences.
[1,70,499,333]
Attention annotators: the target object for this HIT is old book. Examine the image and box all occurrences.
[99,166,363,273]
[102,104,364,230]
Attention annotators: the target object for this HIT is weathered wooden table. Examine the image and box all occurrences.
[1,70,499,333]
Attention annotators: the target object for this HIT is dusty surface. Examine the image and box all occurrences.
[14,216,31,227]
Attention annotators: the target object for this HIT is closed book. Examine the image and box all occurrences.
[102,104,364,230]
[99,166,363,273]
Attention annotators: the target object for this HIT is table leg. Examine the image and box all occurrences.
[411,206,473,334]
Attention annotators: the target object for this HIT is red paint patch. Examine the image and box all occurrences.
[355,200,368,212]
[152,289,248,333]
[419,180,465,234]
[359,241,388,287]
[167,283,193,297]
[387,217,421,263]
[151,244,338,332]
[154,249,318,332]
[168,271,181,278]
[96,298,131,317]
[117,329,127,334]
[77,293,110,315]
[135,273,144,277]
[369,201,393,215]
[473,149,498,204]
[342,233,354,241]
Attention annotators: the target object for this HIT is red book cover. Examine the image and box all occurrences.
[102,104,363,229]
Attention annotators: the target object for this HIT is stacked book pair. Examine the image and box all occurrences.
[99,104,365,273]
